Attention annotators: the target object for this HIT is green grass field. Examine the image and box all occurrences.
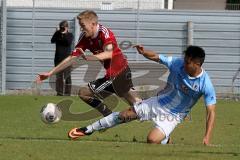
[0,95,239,160]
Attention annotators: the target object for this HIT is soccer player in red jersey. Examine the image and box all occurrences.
[36,10,141,116]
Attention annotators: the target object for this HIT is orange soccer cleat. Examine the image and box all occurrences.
[68,127,92,140]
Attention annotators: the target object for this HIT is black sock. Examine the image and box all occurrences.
[88,98,112,117]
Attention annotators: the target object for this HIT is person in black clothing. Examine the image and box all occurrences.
[51,20,73,96]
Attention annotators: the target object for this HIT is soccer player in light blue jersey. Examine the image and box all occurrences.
[68,45,216,146]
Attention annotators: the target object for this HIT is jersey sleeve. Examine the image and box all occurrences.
[203,77,217,107]
[159,55,180,70]
[100,28,115,48]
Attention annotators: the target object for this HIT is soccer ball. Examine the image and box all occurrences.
[40,103,62,124]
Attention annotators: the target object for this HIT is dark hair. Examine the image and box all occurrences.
[184,46,205,65]
[59,20,68,28]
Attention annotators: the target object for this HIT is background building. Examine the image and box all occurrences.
[174,0,240,10]
[4,0,240,10]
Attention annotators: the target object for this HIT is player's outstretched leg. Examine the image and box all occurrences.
[68,112,122,140]
[68,107,138,140]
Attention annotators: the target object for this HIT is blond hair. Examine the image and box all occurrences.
[77,10,98,24]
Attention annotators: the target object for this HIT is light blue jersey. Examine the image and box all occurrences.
[158,55,216,120]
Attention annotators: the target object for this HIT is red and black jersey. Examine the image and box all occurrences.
[71,24,128,79]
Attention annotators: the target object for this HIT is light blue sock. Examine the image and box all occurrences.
[86,112,122,133]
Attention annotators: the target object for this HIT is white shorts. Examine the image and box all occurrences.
[133,96,181,144]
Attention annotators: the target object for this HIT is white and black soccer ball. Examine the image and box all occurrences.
[40,103,62,124]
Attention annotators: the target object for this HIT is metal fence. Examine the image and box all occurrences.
[0,1,240,98]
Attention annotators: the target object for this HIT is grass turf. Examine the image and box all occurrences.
[0,95,239,160]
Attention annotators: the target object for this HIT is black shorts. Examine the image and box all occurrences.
[88,66,133,97]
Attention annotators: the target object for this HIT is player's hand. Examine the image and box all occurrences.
[72,48,84,55]
[78,48,85,55]
[133,45,145,55]
[76,48,89,60]
[36,72,51,84]
[203,136,211,146]
[81,54,88,60]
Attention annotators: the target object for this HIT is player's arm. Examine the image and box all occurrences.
[203,104,216,146]
[80,44,113,61]
[36,55,78,83]
[133,45,159,62]
[37,37,87,82]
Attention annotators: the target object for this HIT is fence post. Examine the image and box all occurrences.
[186,21,194,121]
[1,0,7,94]
[187,21,194,46]
[31,0,36,87]
[136,0,140,61]
[74,17,80,46]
